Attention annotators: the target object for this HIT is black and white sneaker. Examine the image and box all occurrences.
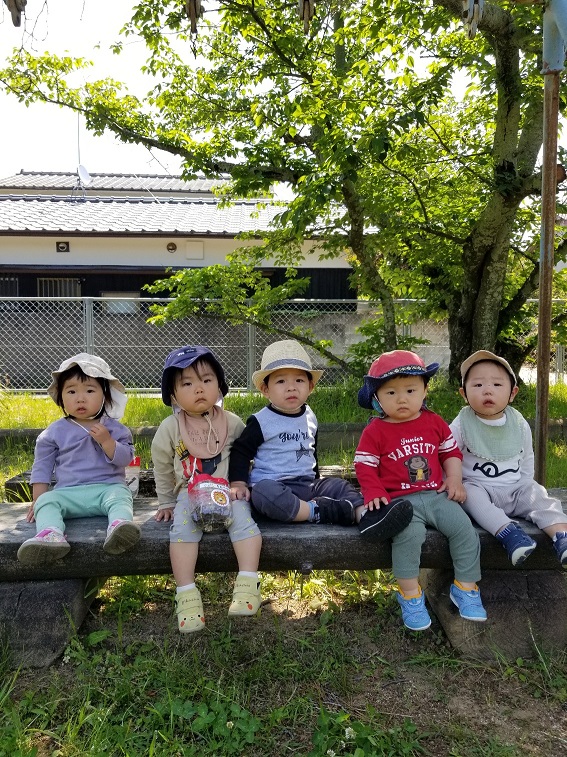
[358,498,413,541]
[314,496,355,526]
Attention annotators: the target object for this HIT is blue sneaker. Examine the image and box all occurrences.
[496,522,536,566]
[553,531,567,568]
[396,591,431,631]
[450,583,487,622]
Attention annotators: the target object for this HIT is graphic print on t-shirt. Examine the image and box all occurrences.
[472,459,520,478]
[404,455,432,482]
[386,435,439,490]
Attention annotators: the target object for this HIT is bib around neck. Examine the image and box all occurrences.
[457,405,524,461]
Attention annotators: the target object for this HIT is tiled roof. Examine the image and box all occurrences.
[0,171,226,194]
[0,195,283,235]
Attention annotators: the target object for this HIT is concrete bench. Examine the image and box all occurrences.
[1,469,567,667]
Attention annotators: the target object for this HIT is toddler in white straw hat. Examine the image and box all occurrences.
[230,339,365,526]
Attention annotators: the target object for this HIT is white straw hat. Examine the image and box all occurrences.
[252,340,323,391]
[47,353,128,419]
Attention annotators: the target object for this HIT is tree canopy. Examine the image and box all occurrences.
[2,0,566,378]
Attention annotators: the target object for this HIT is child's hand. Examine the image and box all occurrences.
[230,482,250,501]
[438,476,466,503]
[155,507,174,522]
[365,496,390,510]
[89,422,111,445]
[26,503,36,523]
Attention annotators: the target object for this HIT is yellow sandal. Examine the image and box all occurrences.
[175,587,205,633]
[228,575,262,616]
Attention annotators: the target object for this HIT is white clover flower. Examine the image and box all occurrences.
[226,721,234,729]
[326,750,336,757]
[345,726,356,740]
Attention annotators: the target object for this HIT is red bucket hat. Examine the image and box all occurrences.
[358,350,439,409]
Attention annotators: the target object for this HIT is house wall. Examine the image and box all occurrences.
[0,236,350,269]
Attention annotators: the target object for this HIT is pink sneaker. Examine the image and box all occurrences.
[17,528,70,565]
[103,519,141,555]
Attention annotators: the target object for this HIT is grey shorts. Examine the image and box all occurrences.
[169,488,261,544]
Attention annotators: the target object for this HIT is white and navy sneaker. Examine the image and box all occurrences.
[496,523,536,566]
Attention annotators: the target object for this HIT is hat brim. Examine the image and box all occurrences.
[252,365,323,391]
[358,363,439,410]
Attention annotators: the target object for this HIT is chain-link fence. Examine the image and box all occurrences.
[0,297,561,392]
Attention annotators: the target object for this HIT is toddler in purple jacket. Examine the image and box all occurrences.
[17,353,140,565]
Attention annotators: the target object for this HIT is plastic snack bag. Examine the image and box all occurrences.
[187,473,233,532]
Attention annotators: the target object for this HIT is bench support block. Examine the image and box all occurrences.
[421,568,567,659]
[0,578,105,667]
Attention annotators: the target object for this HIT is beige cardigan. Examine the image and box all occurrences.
[151,410,245,510]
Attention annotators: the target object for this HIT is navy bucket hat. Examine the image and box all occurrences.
[161,345,229,406]
[358,350,439,410]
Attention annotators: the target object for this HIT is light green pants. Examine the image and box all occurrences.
[34,483,134,534]
[392,491,481,583]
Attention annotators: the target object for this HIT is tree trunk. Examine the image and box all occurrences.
[342,178,398,349]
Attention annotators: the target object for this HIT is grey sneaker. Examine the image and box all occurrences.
[17,528,70,565]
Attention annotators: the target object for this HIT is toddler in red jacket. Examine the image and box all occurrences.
[354,350,487,631]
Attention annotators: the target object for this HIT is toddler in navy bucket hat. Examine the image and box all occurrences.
[152,345,263,634]
[354,350,487,631]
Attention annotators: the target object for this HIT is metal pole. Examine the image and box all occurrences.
[83,297,95,355]
[535,70,560,484]
[535,0,567,482]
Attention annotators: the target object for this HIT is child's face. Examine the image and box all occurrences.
[260,368,314,414]
[460,361,518,420]
[172,363,221,415]
[376,375,427,423]
[61,376,104,419]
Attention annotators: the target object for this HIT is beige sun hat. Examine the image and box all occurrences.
[47,353,128,419]
[252,340,324,391]
[460,350,517,386]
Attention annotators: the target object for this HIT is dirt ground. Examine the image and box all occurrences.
[13,580,567,756]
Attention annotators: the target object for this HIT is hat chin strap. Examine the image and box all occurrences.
[67,398,106,421]
[371,396,387,419]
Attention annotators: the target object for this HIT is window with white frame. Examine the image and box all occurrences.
[100,292,140,314]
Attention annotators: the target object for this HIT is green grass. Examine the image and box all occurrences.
[5,377,567,430]
[0,571,565,755]
[3,384,369,428]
